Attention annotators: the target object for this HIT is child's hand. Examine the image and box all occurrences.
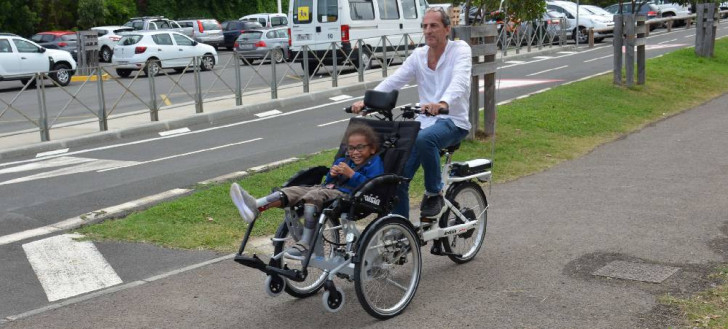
[329,166,339,177]
[335,163,355,178]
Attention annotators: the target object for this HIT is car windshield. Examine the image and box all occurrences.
[583,6,611,16]
[119,35,143,45]
[238,31,263,41]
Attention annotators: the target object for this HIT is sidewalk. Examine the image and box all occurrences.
[0,45,575,160]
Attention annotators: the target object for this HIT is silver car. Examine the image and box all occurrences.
[177,19,224,48]
[235,27,290,64]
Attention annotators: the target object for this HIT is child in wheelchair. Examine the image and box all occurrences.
[230,124,384,258]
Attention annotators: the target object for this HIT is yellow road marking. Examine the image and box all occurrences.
[160,94,172,106]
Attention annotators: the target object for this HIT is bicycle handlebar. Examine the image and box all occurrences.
[343,105,449,117]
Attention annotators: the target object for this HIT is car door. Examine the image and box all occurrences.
[171,33,200,67]
[12,38,49,75]
[0,38,21,76]
[150,33,176,67]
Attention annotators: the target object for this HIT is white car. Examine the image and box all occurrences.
[0,33,77,86]
[547,1,615,43]
[91,26,134,63]
[112,31,218,78]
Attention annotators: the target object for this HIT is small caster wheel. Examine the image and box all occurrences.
[265,275,286,297]
[322,287,345,313]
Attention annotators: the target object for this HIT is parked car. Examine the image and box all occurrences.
[177,18,224,48]
[581,5,613,17]
[235,27,290,64]
[221,20,263,50]
[30,31,78,61]
[604,2,661,30]
[91,26,135,62]
[0,33,77,86]
[111,31,218,77]
[647,0,691,26]
[546,1,614,43]
[123,16,194,38]
[522,11,573,44]
[239,13,288,28]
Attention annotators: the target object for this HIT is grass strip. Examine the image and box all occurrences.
[78,39,728,254]
[660,266,728,328]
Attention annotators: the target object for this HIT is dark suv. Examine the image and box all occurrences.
[221,20,263,50]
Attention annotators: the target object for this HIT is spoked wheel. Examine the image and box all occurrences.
[354,217,421,319]
[439,182,488,264]
[272,216,341,298]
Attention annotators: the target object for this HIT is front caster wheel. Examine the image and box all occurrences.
[322,286,345,312]
[264,274,286,297]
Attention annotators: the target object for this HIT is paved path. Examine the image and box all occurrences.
[3,92,728,328]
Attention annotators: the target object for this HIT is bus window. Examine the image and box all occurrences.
[318,0,339,22]
[350,0,375,20]
[402,0,418,18]
[378,0,400,19]
[293,0,314,24]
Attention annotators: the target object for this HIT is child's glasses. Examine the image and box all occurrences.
[347,144,370,152]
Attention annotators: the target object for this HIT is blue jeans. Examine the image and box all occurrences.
[393,118,469,218]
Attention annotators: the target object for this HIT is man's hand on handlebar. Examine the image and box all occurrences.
[420,101,449,116]
[350,101,366,115]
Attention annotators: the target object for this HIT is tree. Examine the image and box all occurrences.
[105,0,137,25]
[78,0,108,29]
[0,0,41,36]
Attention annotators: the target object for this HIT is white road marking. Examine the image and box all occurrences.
[558,51,577,54]
[318,118,352,127]
[0,156,95,175]
[658,38,678,44]
[526,65,568,77]
[22,234,123,302]
[485,79,562,91]
[255,109,282,118]
[533,56,554,59]
[0,159,139,186]
[36,149,69,158]
[97,138,263,172]
[584,55,612,63]
[158,127,190,136]
[0,188,190,246]
[248,157,300,172]
[685,34,695,38]
[329,95,352,101]
[504,60,526,64]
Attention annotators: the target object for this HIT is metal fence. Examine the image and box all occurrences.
[0,22,571,145]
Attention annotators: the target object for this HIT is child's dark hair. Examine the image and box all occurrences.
[344,124,380,153]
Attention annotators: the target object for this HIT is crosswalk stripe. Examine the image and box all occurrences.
[22,234,122,302]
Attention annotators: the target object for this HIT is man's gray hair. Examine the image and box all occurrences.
[425,7,451,27]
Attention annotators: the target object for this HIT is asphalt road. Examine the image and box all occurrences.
[0,25,727,323]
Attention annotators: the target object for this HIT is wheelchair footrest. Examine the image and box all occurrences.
[234,253,307,282]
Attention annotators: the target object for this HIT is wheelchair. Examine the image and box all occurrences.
[231,90,491,319]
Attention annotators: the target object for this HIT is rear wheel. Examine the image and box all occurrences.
[51,63,71,86]
[272,216,341,298]
[439,181,488,264]
[271,48,285,63]
[100,46,113,62]
[144,59,161,76]
[354,217,421,319]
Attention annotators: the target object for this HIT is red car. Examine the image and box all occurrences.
[30,31,78,60]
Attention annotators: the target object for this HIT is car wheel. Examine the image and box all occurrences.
[100,46,113,63]
[144,59,161,76]
[272,48,285,63]
[51,63,72,86]
[116,69,132,78]
[573,27,588,44]
[200,54,215,71]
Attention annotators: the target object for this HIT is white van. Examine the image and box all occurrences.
[240,13,289,28]
[288,0,428,73]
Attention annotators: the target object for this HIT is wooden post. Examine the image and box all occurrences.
[696,3,705,56]
[588,28,595,48]
[636,15,646,85]
[625,14,635,87]
[613,14,623,85]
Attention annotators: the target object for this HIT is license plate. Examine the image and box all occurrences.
[117,61,129,65]
[241,44,254,50]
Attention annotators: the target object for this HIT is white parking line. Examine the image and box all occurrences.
[255,109,282,118]
[36,148,69,158]
[158,127,190,136]
[23,234,123,302]
[97,138,263,172]
[533,56,554,59]
[526,65,568,77]
[584,55,612,63]
[329,94,352,101]
[658,38,678,44]
[685,34,695,38]
[504,60,526,64]
[318,118,352,127]
[558,51,578,54]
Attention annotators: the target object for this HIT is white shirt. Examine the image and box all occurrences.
[374,39,472,131]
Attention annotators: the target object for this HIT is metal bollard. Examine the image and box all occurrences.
[36,73,50,141]
[588,28,595,48]
[193,56,203,113]
[96,67,107,131]
[271,50,278,99]
[357,39,364,82]
[381,36,388,77]
[331,42,338,88]
[302,45,310,93]
[667,20,673,32]
[148,63,158,121]
[234,50,242,106]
